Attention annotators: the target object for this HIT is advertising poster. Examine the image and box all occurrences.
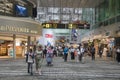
[71,29,78,41]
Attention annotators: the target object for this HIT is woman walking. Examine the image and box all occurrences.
[46,46,54,66]
[35,45,43,75]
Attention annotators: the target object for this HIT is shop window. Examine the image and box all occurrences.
[0,42,7,56]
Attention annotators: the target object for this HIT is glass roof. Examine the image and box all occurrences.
[36,7,82,23]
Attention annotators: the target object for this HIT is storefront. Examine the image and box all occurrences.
[81,22,120,59]
[0,16,41,58]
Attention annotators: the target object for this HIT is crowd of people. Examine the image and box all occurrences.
[25,44,120,76]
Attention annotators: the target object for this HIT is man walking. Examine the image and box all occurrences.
[91,45,95,60]
[63,46,69,62]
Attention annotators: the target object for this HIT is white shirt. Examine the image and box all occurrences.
[70,48,75,52]
[80,47,84,53]
[76,49,81,54]
[27,53,34,63]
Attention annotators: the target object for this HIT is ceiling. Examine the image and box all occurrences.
[35,0,105,23]
[37,0,104,8]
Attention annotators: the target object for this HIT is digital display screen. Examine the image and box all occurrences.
[16,5,27,17]
[42,23,90,29]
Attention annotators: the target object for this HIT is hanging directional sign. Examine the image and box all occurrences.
[42,23,90,29]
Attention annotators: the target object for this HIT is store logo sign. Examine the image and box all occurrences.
[0,25,38,34]
[45,34,53,38]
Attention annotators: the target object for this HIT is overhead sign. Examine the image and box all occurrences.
[42,23,90,29]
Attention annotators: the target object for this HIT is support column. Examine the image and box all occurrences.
[33,37,36,52]
[69,29,72,43]
[13,34,16,59]
[27,36,31,53]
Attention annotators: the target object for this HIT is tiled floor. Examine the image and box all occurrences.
[0,56,120,80]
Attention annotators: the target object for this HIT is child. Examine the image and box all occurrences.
[26,49,34,75]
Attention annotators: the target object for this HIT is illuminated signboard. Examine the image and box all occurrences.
[42,23,90,29]
[42,23,52,28]
[68,24,78,29]
[45,34,53,38]
[42,23,66,29]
